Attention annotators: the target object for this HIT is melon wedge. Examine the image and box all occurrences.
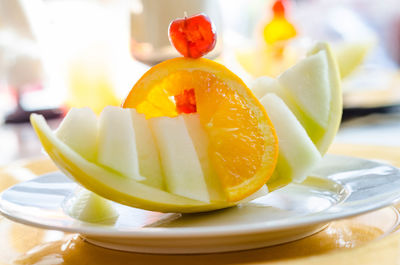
[260,93,321,190]
[130,109,164,189]
[68,187,119,223]
[183,113,226,202]
[149,115,210,202]
[97,106,143,181]
[279,51,331,128]
[306,43,342,154]
[252,43,342,155]
[31,114,233,213]
[251,43,342,190]
[55,107,98,162]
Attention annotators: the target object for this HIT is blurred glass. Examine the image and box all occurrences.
[0,0,45,122]
[35,0,131,114]
[130,0,222,65]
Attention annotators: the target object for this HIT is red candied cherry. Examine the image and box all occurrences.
[168,13,216,59]
[174,88,197,114]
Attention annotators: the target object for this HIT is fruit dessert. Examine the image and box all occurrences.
[31,14,341,216]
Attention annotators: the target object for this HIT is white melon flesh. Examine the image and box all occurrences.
[183,113,225,202]
[130,109,164,189]
[260,93,321,183]
[68,187,119,223]
[278,51,330,128]
[55,107,98,162]
[97,106,143,181]
[250,76,277,99]
[150,115,210,202]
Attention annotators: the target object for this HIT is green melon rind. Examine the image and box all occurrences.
[307,43,342,154]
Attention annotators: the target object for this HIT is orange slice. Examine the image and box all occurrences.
[123,57,278,201]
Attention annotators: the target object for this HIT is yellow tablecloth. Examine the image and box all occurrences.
[0,143,399,265]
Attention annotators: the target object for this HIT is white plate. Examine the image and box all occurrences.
[1,155,400,254]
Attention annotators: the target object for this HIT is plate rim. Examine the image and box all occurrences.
[1,154,400,239]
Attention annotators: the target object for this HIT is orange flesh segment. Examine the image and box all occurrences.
[123,58,278,202]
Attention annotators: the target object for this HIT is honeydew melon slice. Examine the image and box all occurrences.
[251,73,326,153]
[55,107,98,162]
[150,115,210,202]
[260,93,321,190]
[68,187,119,223]
[97,106,143,181]
[31,114,233,213]
[306,43,342,154]
[251,43,342,155]
[183,113,226,202]
[130,109,164,189]
[279,50,331,128]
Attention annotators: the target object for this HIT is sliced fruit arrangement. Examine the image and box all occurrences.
[250,42,342,190]
[31,98,275,212]
[122,57,278,202]
[31,13,279,213]
[31,13,342,214]
[32,113,235,213]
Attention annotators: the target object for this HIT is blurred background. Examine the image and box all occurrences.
[0,0,400,165]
